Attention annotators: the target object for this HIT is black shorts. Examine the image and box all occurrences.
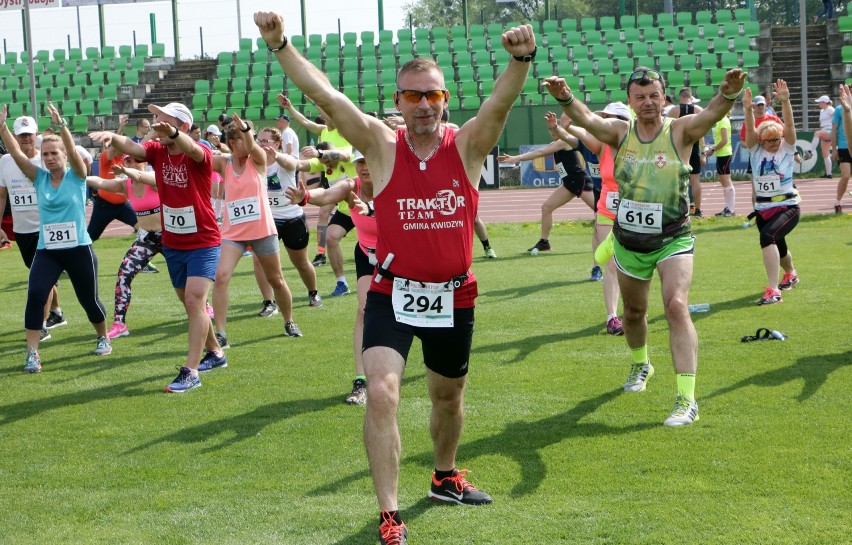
[716,154,733,175]
[305,176,328,190]
[354,243,375,279]
[689,143,701,174]
[562,173,594,198]
[274,215,310,251]
[14,231,39,268]
[362,291,475,379]
[839,148,852,164]
[328,209,355,232]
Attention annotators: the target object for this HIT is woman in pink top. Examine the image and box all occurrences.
[287,150,375,406]
[85,155,162,339]
[211,115,302,347]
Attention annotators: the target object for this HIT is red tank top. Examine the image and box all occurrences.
[595,145,617,220]
[371,128,478,307]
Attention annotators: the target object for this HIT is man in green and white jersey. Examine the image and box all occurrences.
[543,67,746,426]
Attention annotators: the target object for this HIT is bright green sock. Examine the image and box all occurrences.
[630,345,648,365]
[355,375,366,382]
[677,374,696,400]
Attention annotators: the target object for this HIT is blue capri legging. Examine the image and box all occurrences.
[25,245,107,330]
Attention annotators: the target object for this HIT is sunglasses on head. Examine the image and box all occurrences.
[396,89,448,104]
[628,69,662,82]
[763,138,781,144]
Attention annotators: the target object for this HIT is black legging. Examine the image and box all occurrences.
[26,245,106,330]
[755,205,800,257]
[87,197,137,241]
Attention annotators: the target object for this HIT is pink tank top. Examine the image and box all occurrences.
[221,157,276,241]
[349,177,378,253]
[126,179,161,217]
[595,145,618,220]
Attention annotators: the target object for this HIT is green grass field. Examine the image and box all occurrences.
[0,215,850,545]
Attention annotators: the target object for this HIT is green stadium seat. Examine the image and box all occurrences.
[576,59,595,76]
[290,35,305,51]
[86,47,100,60]
[565,30,583,47]
[610,43,629,59]
[741,50,759,67]
[342,57,358,73]
[657,12,674,27]
[741,21,759,37]
[105,71,122,87]
[234,64,250,79]
[72,116,88,132]
[694,85,714,100]
[248,76,266,92]
[660,26,679,41]
[699,53,717,69]
[82,85,100,100]
[586,90,608,105]
[657,56,675,73]
[720,52,738,68]
[620,15,635,29]
[44,60,62,75]
[637,14,654,28]
[212,78,229,93]
[192,93,208,110]
[695,11,714,25]
[684,69,705,86]
[232,78,248,93]
[135,44,149,57]
[838,16,852,32]
[216,64,232,79]
[251,62,268,78]
[7,102,24,118]
[675,12,692,26]
[0,89,14,103]
[244,107,262,120]
[68,48,82,62]
[597,58,615,74]
[666,71,686,88]
[247,91,265,108]
[78,99,95,116]
[35,49,49,63]
[601,29,620,45]
[708,68,727,85]
[720,22,740,37]
[152,43,165,57]
[600,16,616,29]
[66,85,83,101]
[733,8,751,21]
[229,92,247,109]
[124,70,139,85]
[234,50,251,65]
[34,87,49,103]
[326,33,341,52]
[580,17,597,32]
[682,26,700,41]
[239,38,253,52]
[602,73,622,91]
[671,40,689,56]
[53,49,67,62]
[59,100,78,116]
[622,28,641,44]
[97,99,113,115]
[486,23,502,36]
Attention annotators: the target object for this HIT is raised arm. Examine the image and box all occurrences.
[85,175,127,193]
[47,103,86,179]
[112,164,157,187]
[233,113,266,170]
[742,88,758,149]
[256,12,390,159]
[285,177,355,206]
[275,94,325,135]
[543,76,625,148]
[678,69,746,146]
[264,146,313,173]
[545,111,579,148]
[0,105,39,180]
[456,25,536,163]
[773,80,796,145]
[497,138,571,164]
[89,130,146,162]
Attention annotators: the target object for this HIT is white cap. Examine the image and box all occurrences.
[13,116,37,135]
[353,149,365,162]
[815,95,831,104]
[147,102,193,126]
[205,124,222,137]
[691,96,701,104]
[597,102,632,120]
[753,96,767,105]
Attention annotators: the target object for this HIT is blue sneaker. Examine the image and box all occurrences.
[164,366,201,393]
[588,265,603,281]
[331,280,350,297]
[198,350,228,372]
[24,350,41,373]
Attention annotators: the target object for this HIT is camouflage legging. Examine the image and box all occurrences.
[114,229,162,324]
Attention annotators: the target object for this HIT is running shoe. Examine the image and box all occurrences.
[428,469,493,505]
[164,366,201,393]
[309,292,323,308]
[45,310,67,329]
[257,300,279,318]
[94,336,112,356]
[822,174,833,179]
[379,512,407,545]
[215,332,230,350]
[24,350,41,373]
[141,264,159,273]
[331,281,350,297]
[285,320,303,337]
[108,321,129,339]
[779,273,799,291]
[589,265,603,281]
[40,328,51,342]
[484,247,497,259]
[198,350,228,372]
[346,378,367,405]
[715,208,734,217]
[606,316,624,336]
[663,395,700,427]
[691,208,704,218]
[835,204,843,215]
[527,239,551,252]
[205,303,215,319]
[312,253,327,267]
[624,361,654,392]
[242,249,253,257]
[0,241,11,250]
[757,287,782,305]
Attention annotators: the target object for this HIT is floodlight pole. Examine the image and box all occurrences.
[378,0,384,31]
[23,0,36,118]
[799,0,809,130]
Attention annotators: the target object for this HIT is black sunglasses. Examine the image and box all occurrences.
[629,69,662,82]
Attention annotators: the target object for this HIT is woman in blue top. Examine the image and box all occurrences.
[743,81,801,306]
[0,103,111,373]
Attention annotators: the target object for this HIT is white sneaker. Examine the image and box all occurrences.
[623,361,654,392]
[664,396,699,427]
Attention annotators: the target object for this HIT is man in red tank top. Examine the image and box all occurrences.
[257,11,536,544]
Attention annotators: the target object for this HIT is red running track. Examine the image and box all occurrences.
[95,177,843,239]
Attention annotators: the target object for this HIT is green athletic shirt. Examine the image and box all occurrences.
[712,116,732,157]
[613,117,691,252]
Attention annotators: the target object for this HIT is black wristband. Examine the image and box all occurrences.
[170,126,180,139]
[240,125,251,133]
[316,150,324,159]
[267,36,288,52]
[513,46,537,62]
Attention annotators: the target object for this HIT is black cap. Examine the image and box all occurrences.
[277,114,290,121]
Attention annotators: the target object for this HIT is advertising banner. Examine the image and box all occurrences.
[479,146,500,190]
[0,0,60,11]
[519,145,562,187]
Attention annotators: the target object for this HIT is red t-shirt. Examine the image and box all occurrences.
[739,113,782,140]
[143,141,220,249]
[371,128,478,307]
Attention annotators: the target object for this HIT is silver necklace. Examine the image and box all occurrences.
[404,127,443,171]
